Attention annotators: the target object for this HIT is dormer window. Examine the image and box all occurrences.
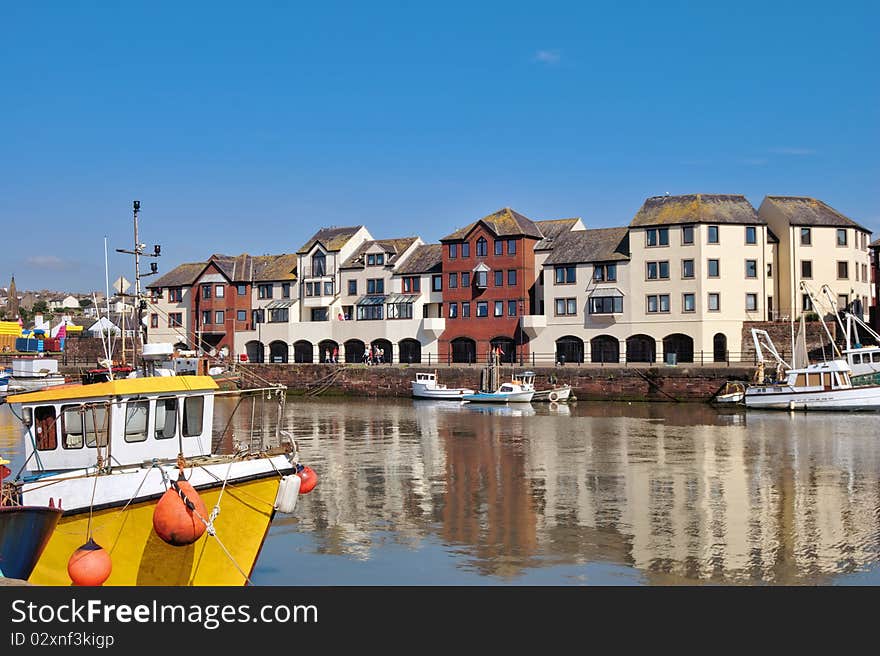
[312,252,326,277]
[376,253,384,265]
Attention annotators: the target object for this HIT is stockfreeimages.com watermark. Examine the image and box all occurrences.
[9,598,318,632]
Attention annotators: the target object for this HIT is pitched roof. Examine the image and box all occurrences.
[630,194,761,227]
[761,196,870,231]
[543,228,631,265]
[146,262,204,289]
[339,238,419,270]
[441,207,543,241]
[393,244,443,274]
[871,238,880,249]
[207,253,297,282]
[296,226,364,254]
[534,218,582,250]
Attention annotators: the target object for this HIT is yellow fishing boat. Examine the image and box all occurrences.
[4,375,306,586]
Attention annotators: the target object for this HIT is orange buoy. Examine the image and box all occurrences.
[152,476,208,546]
[68,538,112,586]
[296,464,318,494]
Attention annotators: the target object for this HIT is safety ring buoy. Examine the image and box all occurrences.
[548,391,559,402]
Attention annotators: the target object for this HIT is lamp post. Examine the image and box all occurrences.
[518,299,524,366]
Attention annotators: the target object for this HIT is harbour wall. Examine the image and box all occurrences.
[241,363,754,402]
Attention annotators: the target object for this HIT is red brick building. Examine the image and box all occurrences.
[439,208,545,363]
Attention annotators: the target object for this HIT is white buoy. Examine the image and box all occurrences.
[274,474,302,513]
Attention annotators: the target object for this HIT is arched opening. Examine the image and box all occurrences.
[293,340,313,363]
[318,339,339,363]
[490,337,517,364]
[663,333,694,364]
[555,336,584,364]
[344,339,366,364]
[269,340,289,363]
[713,333,727,363]
[371,339,393,364]
[591,335,620,363]
[245,340,264,363]
[399,339,421,364]
[451,337,476,364]
[626,334,656,363]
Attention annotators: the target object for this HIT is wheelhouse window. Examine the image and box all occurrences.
[124,399,149,443]
[62,404,108,448]
[33,406,56,451]
[155,398,178,439]
[182,396,204,438]
[61,405,84,449]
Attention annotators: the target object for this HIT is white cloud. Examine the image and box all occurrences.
[24,255,79,271]
[768,147,816,156]
[533,50,561,64]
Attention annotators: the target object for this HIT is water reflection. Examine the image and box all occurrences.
[3,397,879,585]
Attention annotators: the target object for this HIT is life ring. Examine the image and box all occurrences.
[548,391,559,402]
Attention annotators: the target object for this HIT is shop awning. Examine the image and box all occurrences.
[265,300,296,308]
[356,295,387,306]
[385,294,417,304]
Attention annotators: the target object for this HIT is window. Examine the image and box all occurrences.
[646,261,669,280]
[432,274,442,291]
[745,226,757,244]
[838,294,849,309]
[508,300,517,316]
[449,272,458,289]
[682,259,695,279]
[590,296,623,314]
[475,270,487,288]
[386,300,413,319]
[202,310,211,325]
[801,260,812,279]
[61,405,83,449]
[155,398,177,439]
[168,313,182,327]
[215,310,224,324]
[268,308,288,323]
[746,293,758,311]
[402,276,420,293]
[682,225,694,245]
[448,302,458,318]
[124,400,149,443]
[495,240,503,255]
[202,285,212,299]
[555,266,576,284]
[367,279,385,294]
[801,228,812,246]
[838,261,849,279]
[237,284,247,296]
[495,270,503,287]
[707,259,720,277]
[237,310,246,322]
[311,308,328,321]
[449,243,458,259]
[215,285,224,298]
[323,281,333,296]
[258,284,273,299]
[708,293,720,312]
[461,241,470,258]
[348,280,357,295]
[646,228,669,247]
[476,238,488,257]
[802,294,813,311]
[863,263,868,281]
[507,239,517,255]
[150,314,158,328]
[462,302,470,317]
[745,259,757,278]
[312,252,326,277]
[282,283,290,298]
[508,269,517,286]
[476,301,488,317]
[377,253,385,265]
[594,263,617,281]
[461,272,470,287]
[837,229,848,246]
[767,263,773,278]
[683,293,696,313]
[183,396,204,438]
[494,301,503,316]
[168,287,182,302]
[252,309,264,324]
[708,225,719,244]
[646,294,670,313]
[357,304,383,320]
[555,298,578,316]
[367,254,375,266]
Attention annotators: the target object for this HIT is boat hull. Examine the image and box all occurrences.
[411,383,474,400]
[531,386,572,402]
[462,391,534,403]
[28,474,285,586]
[0,506,63,580]
[745,385,880,411]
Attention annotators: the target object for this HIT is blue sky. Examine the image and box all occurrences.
[1,1,877,292]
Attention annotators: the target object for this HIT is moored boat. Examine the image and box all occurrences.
[513,371,572,402]
[411,371,474,400]
[461,381,534,404]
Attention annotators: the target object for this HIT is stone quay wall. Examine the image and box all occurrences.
[241,363,754,402]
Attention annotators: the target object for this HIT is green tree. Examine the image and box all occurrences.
[79,298,93,308]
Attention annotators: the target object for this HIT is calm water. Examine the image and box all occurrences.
[3,396,880,585]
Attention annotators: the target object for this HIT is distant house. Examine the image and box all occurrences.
[86,316,121,336]
[48,295,80,311]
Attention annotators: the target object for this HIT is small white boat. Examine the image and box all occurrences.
[713,381,745,405]
[513,371,572,402]
[411,371,474,400]
[461,382,534,404]
[6,359,68,392]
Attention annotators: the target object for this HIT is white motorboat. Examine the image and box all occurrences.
[5,359,67,392]
[461,381,534,404]
[411,371,474,400]
[513,371,573,402]
[713,381,745,405]
[744,327,880,411]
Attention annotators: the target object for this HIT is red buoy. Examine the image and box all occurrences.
[296,465,318,494]
[68,538,112,586]
[152,477,208,546]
